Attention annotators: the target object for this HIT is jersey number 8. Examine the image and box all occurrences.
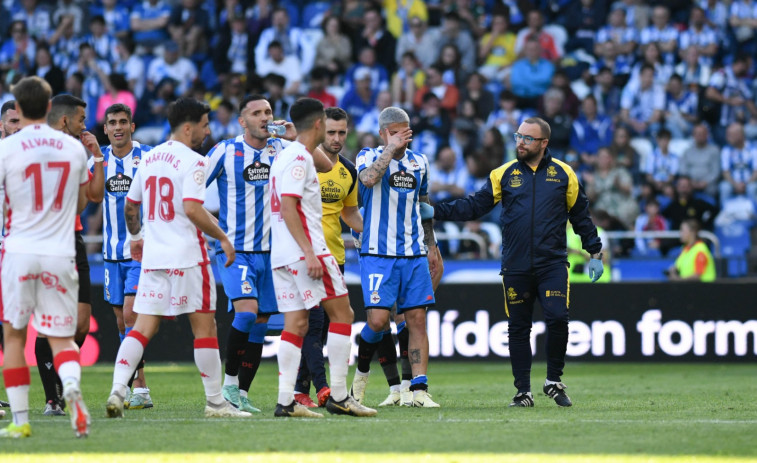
[145,176,175,222]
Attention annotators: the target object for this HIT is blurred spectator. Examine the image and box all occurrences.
[340,67,376,122]
[679,123,721,197]
[411,92,451,161]
[674,47,711,90]
[570,95,613,171]
[728,0,757,57]
[705,54,757,145]
[244,0,274,44]
[96,73,137,126]
[594,7,637,62]
[477,12,516,83]
[450,0,485,38]
[435,11,476,73]
[562,0,606,53]
[114,37,146,101]
[215,12,250,75]
[65,71,84,99]
[639,5,678,65]
[49,14,80,71]
[0,20,36,74]
[538,88,572,160]
[344,48,389,93]
[608,125,641,183]
[413,65,459,115]
[633,198,668,255]
[0,79,13,106]
[644,128,680,193]
[459,72,494,127]
[616,0,649,30]
[627,43,673,89]
[68,42,111,129]
[395,15,438,69]
[307,67,337,108]
[255,7,315,75]
[584,147,638,228]
[429,146,469,204]
[357,132,380,151]
[477,127,506,168]
[384,0,428,39]
[356,90,391,135]
[91,0,131,39]
[514,10,560,62]
[589,42,633,85]
[31,44,65,95]
[353,6,397,75]
[209,100,242,143]
[447,118,478,166]
[85,15,119,64]
[541,70,580,119]
[663,176,718,231]
[435,44,466,86]
[262,73,288,119]
[147,41,197,96]
[620,64,664,136]
[719,122,757,203]
[508,38,554,109]
[591,66,622,122]
[666,219,716,282]
[391,52,424,110]
[486,90,528,145]
[257,41,301,96]
[665,74,698,140]
[168,0,211,57]
[52,0,84,37]
[11,0,52,40]
[498,0,528,30]
[207,73,246,112]
[701,0,729,33]
[315,16,353,76]
[678,6,718,67]
[130,0,172,50]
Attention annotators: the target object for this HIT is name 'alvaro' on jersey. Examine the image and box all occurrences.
[356,146,429,257]
[88,141,152,261]
[206,135,290,253]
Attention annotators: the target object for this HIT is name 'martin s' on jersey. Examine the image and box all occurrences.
[206,136,290,252]
[88,141,152,261]
[0,124,88,257]
[356,146,429,257]
[126,140,210,270]
[269,141,329,269]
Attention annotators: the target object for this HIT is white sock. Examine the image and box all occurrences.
[401,379,411,390]
[239,389,248,398]
[277,332,303,406]
[326,324,351,402]
[545,379,559,386]
[356,369,370,378]
[194,338,224,406]
[223,374,239,388]
[133,387,150,395]
[390,384,400,393]
[7,386,30,426]
[111,337,145,398]
[54,350,81,395]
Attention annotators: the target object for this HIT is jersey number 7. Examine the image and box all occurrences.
[24,162,71,212]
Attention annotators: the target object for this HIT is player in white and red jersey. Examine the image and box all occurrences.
[269,98,376,418]
[0,77,91,438]
[105,97,248,419]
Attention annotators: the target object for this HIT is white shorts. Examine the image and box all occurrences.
[272,254,348,312]
[133,264,216,316]
[1,252,78,337]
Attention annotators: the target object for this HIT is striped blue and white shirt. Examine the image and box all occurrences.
[206,135,290,253]
[89,141,152,261]
[721,143,757,184]
[356,146,430,257]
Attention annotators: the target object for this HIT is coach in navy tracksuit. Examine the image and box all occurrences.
[434,117,604,408]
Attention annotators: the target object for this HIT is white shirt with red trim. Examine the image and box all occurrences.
[0,124,88,257]
[269,140,329,268]
[126,139,210,269]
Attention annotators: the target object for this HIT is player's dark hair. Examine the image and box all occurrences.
[104,103,133,123]
[48,94,86,125]
[1,100,16,117]
[523,116,551,139]
[325,107,348,122]
[167,97,211,132]
[239,94,268,114]
[682,218,701,235]
[289,97,324,131]
[12,77,52,120]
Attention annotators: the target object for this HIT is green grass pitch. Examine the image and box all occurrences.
[2,361,756,463]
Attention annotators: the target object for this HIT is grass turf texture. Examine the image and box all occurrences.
[1,362,755,462]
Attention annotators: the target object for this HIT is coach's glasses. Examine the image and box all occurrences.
[513,133,547,145]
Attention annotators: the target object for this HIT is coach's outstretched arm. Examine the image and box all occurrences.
[184,200,235,267]
[433,171,499,222]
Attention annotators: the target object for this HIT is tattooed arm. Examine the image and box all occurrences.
[124,200,143,262]
[358,127,413,188]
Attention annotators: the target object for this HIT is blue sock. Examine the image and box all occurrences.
[125,326,133,336]
[397,321,406,334]
[357,324,384,373]
[248,322,267,344]
[119,333,126,343]
[231,311,258,333]
[410,375,428,391]
[360,324,383,344]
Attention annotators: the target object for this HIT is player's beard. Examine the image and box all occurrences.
[320,143,340,156]
[516,145,542,165]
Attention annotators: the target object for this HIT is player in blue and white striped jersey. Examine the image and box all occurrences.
[87,104,154,409]
[205,94,333,413]
[350,107,442,408]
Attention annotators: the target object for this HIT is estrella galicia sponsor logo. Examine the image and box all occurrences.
[106,173,132,196]
[389,170,417,192]
[244,161,271,185]
[321,179,343,203]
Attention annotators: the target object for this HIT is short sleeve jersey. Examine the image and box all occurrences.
[0,124,88,257]
[356,146,429,257]
[126,140,210,269]
[318,155,358,264]
[269,141,329,268]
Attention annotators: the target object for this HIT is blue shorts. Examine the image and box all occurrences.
[216,252,278,314]
[104,260,141,306]
[360,255,435,313]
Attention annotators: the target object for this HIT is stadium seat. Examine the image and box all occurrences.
[544,24,568,57]
[301,2,331,29]
[439,222,462,256]
[668,138,692,155]
[477,222,502,258]
[715,221,752,277]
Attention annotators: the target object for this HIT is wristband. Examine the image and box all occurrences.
[93,156,104,163]
[129,230,143,241]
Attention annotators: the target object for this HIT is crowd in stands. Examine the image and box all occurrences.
[1,0,756,262]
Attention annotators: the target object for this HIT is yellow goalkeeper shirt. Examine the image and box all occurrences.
[319,155,358,265]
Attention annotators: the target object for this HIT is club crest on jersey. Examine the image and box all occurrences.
[132,156,140,166]
[106,173,132,197]
[291,165,306,180]
[370,291,381,304]
[339,167,347,179]
[509,175,523,188]
[389,170,417,192]
[406,159,420,170]
[243,161,271,185]
[320,179,343,203]
[241,281,252,295]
